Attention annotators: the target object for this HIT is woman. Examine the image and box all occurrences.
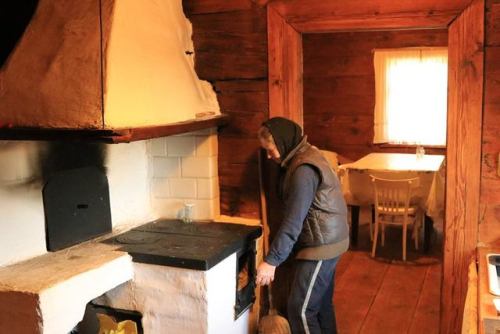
[256,117,349,334]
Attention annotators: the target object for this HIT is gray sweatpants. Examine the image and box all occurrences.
[287,257,340,334]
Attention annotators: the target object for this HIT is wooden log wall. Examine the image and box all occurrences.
[479,0,500,247]
[303,30,448,161]
[183,0,268,218]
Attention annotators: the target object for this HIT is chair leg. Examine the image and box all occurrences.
[371,220,379,258]
[402,222,407,261]
[370,205,375,241]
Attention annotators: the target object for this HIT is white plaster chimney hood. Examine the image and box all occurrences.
[0,0,225,142]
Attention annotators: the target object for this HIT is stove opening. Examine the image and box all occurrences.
[235,240,257,319]
[75,303,143,334]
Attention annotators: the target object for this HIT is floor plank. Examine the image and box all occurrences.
[359,263,429,333]
[408,263,441,334]
[333,206,442,334]
[335,250,354,283]
[334,251,390,333]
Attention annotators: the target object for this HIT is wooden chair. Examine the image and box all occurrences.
[370,175,422,261]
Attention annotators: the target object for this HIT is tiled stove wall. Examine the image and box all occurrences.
[0,129,220,266]
[149,128,220,220]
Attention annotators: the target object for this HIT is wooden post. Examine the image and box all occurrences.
[442,0,484,333]
[267,6,303,126]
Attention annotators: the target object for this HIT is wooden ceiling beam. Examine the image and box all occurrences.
[269,0,473,21]
[288,11,458,33]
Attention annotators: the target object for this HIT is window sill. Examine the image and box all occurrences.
[375,143,446,149]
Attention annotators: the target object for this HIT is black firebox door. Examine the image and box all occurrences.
[43,166,112,251]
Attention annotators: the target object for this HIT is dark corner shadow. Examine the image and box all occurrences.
[0,0,39,68]
[37,142,107,185]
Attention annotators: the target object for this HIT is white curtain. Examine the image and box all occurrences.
[373,48,448,145]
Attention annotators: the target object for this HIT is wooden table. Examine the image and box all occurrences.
[339,153,445,250]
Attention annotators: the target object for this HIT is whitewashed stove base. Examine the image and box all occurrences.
[94,252,250,334]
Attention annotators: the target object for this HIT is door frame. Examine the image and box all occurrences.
[266,1,484,333]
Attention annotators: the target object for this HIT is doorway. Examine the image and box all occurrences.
[266,1,484,333]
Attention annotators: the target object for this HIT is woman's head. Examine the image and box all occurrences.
[258,117,303,163]
[258,126,281,162]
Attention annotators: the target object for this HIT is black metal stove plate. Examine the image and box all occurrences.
[104,220,261,270]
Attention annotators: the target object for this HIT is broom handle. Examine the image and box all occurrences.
[258,149,276,310]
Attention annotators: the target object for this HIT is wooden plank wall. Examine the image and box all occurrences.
[480,0,500,246]
[183,0,268,218]
[302,30,448,161]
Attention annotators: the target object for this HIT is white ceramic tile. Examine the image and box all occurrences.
[197,177,219,199]
[152,157,180,178]
[167,136,196,157]
[149,138,167,156]
[195,134,218,157]
[152,199,185,219]
[169,178,197,199]
[151,178,170,198]
[152,198,220,221]
[181,156,217,178]
[190,197,220,220]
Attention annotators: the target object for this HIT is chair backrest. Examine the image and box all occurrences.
[370,175,419,216]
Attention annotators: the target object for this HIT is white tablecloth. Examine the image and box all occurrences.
[338,153,445,222]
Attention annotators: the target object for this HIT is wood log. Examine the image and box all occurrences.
[217,91,268,113]
[183,0,253,15]
[219,137,259,164]
[486,2,500,46]
[194,33,267,80]
[213,79,268,93]
[304,76,375,100]
[188,9,267,33]
[304,114,374,145]
[218,112,266,137]
[219,162,259,188]
[484,47,500,116]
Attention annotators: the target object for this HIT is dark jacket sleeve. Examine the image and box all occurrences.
[264,164,319,266]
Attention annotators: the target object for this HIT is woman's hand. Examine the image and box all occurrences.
[256,261,276,286]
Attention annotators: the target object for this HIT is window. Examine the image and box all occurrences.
[373,48,448,146]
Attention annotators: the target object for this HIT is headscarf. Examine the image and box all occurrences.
[261,117,303,159]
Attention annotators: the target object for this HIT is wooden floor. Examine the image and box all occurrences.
[334,210,442,334]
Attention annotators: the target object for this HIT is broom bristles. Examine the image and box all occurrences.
[258,314,291,334]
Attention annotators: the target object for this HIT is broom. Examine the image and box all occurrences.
[258,150,291,334]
